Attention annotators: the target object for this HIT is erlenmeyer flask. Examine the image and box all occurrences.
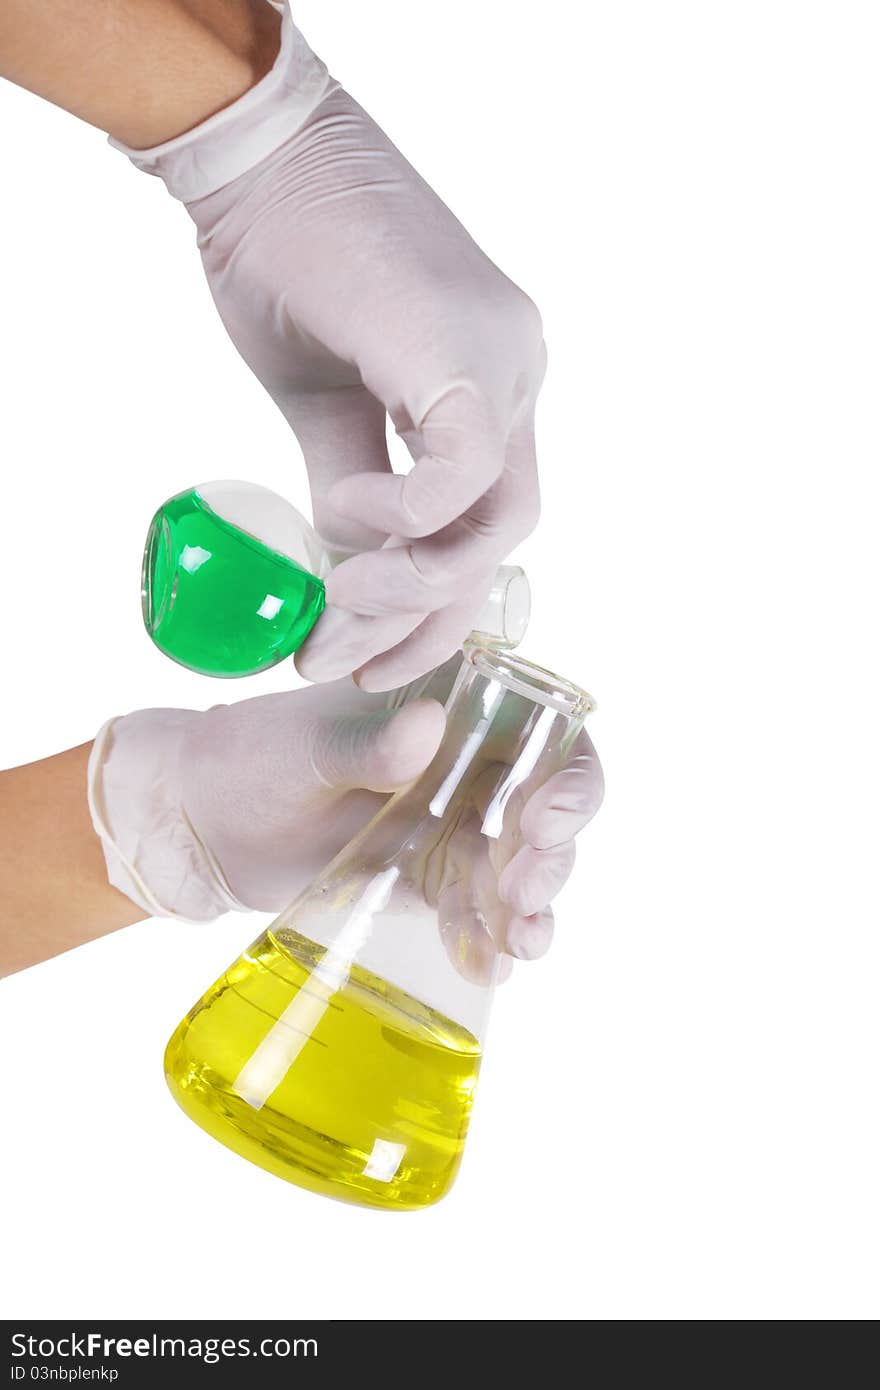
[142,480,531,677]
[164,641,594,1209]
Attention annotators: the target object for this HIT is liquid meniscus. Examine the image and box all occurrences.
[164,929,482,1210]
[142,487,325,677]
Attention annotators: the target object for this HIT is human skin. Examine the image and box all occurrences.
[0,0,281,147]
[0,744,146,978]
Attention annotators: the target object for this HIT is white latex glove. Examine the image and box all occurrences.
[88,673,603,967]
[113,4,545,691]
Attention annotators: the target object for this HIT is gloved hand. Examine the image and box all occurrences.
[113,3,545,691]
[88,671,603,970]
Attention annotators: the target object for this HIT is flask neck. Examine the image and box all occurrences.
[270,644,593,1032]
[356,643,592,865]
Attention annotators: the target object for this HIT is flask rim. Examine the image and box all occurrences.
[462,640,595,719]
[142,511,172,635]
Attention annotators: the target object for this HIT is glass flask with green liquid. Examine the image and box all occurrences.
[142,480,531,677]
[164,643,594,1209]
[142,481,328,677]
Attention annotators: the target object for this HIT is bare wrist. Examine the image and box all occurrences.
[0,0,283,149]
[115,1,284,149]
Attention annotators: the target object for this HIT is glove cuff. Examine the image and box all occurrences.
[88,712,247,923]
[109,4,337,203]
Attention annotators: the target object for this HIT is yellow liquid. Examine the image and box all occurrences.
[164,929,482,1211]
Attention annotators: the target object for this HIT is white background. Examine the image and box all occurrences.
[1,1,878,1321]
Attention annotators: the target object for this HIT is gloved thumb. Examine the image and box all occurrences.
[313,698,446,795]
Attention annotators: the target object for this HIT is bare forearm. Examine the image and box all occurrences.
[0,0,281,147]
[0,743,144,978]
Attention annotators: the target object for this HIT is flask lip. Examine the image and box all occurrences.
[142,511,173,634]
[462,640,595,719]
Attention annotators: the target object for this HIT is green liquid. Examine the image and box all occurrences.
[142,488,325,677]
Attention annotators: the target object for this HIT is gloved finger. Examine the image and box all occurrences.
[429,809,512,982]
[285,384,393,557]
[426,795,556,972]
[328,385,508,540]
[354,584,493,692]
[505,906,555,961]
[325,523,509,617]
[437,880,499,986]
[326,442,538,618]
[497,840,577,917]
[295,606,424,684]
[310,697,445,794]
[520,730,605,850]
[437,891,515,984]
[421,804,483,910]
[384,654,463,710]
